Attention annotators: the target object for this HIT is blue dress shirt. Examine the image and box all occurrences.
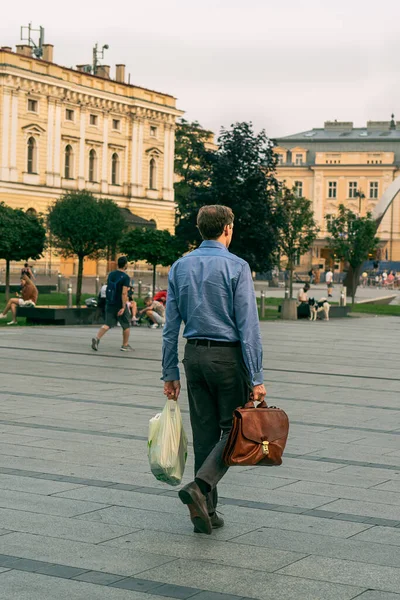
[162,240,264,386]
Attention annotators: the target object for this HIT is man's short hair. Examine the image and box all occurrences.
[118,256,128,269]
[197,205,234,240]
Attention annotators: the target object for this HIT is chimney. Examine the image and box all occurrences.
[42,44,54,62]
[16,44,32,57]
[96,65,110,79]
[115,64,126,83]
[1,46,12,52]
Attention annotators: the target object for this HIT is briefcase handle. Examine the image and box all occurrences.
[244,399,268,409]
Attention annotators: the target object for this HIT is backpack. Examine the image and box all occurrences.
[106,273,125,304]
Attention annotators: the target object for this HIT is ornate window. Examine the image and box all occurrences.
[149,158,157,190]
[27,137,37,174]
[88,149,97,182]
[111,153,120,185]
[64,145,73,179]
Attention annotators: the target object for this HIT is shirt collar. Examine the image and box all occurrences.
[200,241,229,251]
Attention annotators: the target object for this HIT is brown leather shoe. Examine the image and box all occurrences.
[194,512,224,533]
[178,482,212,535]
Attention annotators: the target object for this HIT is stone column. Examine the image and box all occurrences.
[130,117,138,196]
[168,124,175,199]
[46,99,55,186]
[53,101,62,187]
[163,124,170,198]
[1,89,11,181]
[101,113,109,194]
[9,91,19,182]
[78,108,86,190]
[136,119,144,196]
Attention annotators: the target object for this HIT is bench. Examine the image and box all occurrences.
[278,305,350,318]
[17,305,103,325]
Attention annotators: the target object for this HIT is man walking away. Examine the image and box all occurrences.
[91,256,133,352]
[162,205,266,535]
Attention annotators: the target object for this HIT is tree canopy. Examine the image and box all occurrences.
[326,204,379,303]
[174,121,280,273]
[47,191,125,305]
[0,203,46,299]
[274,187,319,298]
[120,228,186,294]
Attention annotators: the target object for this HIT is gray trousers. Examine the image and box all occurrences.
[182,342,251,512]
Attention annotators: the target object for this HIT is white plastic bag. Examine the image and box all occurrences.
[148,400,188,486]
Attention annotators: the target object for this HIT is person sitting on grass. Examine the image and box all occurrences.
[0,275,38,325]
[138,296,166,328]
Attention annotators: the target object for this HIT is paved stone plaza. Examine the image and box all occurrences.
[1,318,400,599]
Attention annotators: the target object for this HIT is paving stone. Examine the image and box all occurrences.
[150,583,202,599]
[0,507,139,544]
[134,557,364,600]
[230,526,400,568]
[0,532,176,576]
[34,564,90,579]
[0,488,109,517]
[101,529,305,571]
[352,526,400,546]
[188,593,242,600]
[354,592,400,599]
[72,570,127,585]
[0,570,166,599]
[279,555,400,593]
[110,578,164,592]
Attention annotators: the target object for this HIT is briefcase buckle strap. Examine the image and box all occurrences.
[262,440,269,456]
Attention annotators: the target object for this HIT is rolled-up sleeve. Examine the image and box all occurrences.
[162,269,182,381]
[233,264,264,386]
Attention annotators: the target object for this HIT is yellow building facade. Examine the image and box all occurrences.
[0,42,183,276]
[275,120,400,270]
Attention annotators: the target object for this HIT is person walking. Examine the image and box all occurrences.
[0,275,38,325]
[91,256,133,352]
[162,205,266,535]
[326,268,333,297]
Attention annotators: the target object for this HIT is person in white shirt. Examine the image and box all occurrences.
[326,269,333,297]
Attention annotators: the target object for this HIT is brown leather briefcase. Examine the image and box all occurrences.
[223,400,289,466]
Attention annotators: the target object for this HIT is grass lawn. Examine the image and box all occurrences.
[350,303,400,316]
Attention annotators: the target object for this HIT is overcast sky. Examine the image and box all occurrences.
[2,0,400,138]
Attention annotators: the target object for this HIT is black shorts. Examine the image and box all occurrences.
[104,306,131,330]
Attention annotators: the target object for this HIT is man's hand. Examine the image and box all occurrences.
[117,307,125,317]
[164,380,181,401]
[251,384,267,402]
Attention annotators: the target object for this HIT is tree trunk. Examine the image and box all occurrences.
[152,264,157,298]
[76,255,84,307]
[289,267,294,299]
[343,264,361,305]
[5,260,10,302]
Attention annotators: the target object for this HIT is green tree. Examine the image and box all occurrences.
[175,121,281,272]
[120,228,186,295]
[326,204,379,304]
[0,203,46,300]
[211,122,280,272]
[47,191,125,306]
[274,187,319,298]
[174,119,215,249]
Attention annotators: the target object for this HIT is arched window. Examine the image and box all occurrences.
[111,153,120,185]
[65,145,73,179]
[88,149,97,182]
[149,157,157,190]
[27,137,37,174]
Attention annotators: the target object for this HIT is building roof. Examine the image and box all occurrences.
[119,208,156,229]
[277,124,400,143]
